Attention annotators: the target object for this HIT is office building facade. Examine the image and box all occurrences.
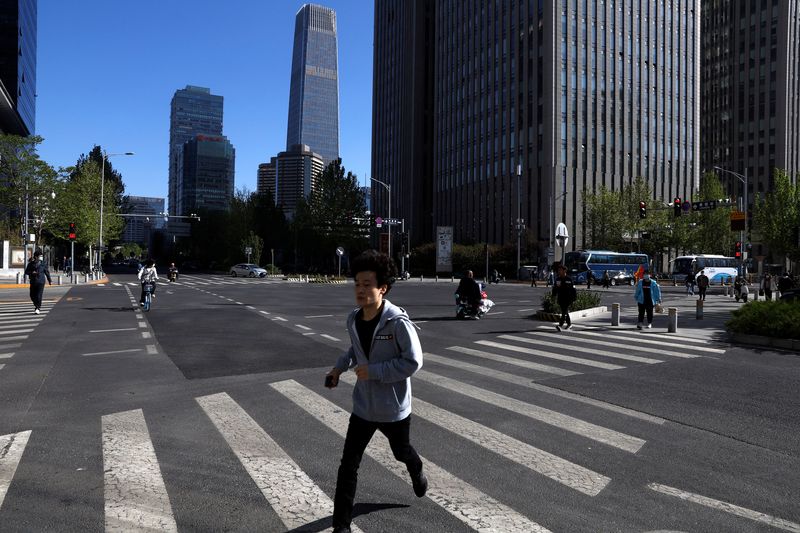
[272,144,325,219]
[286,3,340,164]
[373,0,700,261]
[700,0,800,257]
[257,160,277,200]
[169,86,223,215]
[122,196,165,245]
[0,0,36,135]
[176,134,235,215]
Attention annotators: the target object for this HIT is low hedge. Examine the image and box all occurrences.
[726,300,800,340]
[541,290,602,314]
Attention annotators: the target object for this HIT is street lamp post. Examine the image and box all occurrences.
[516,162,522,279]
[99,151,134,270]
[370,177,391,259]
[713,166,748,272]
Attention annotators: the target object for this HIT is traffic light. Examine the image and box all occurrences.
[674,197,682,217]
[639,201,647,219]
[735,241,742,258]
[68,222,76,241]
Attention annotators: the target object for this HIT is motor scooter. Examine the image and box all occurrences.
[168,267,179,282]
[455,284,495,319]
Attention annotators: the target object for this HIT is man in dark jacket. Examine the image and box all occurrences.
[552,264,577,331]
[778,273,793,296]
[456,270,482,314]
[24,249,52,314]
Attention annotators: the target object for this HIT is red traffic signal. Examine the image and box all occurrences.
[735,241,742,257]
[673,197,682,217]
[68,222,76,241]
[639,201,647,219]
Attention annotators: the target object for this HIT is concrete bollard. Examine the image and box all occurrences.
[696,299,703,320]
[611,303,620,326]
[85,273,90,284]
[57,275,62,285]
[668,307,678,332]
[16,272,22,284]
[451,276,454,282]
[420,275,423,281]
[435,275,438,282]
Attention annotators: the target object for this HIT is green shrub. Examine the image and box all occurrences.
[541,290,602,313]
[726,300,800,340]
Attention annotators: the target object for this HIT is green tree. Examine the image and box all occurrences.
[753,169,800,263]
[688,172,736,255]
[581,185,624,249]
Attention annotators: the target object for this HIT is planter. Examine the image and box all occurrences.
[729,332,800,353]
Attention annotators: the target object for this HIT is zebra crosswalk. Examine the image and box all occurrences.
[110,275,288,289]
[0,299,58,373]
[2,317,797,532]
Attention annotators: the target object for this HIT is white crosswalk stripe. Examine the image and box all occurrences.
[548,329,722,355]
[196,392,365,533]
[0,430,31,511]
[477,339,626,370]
[272,379,552,532]
[446,345,581,376]
[102,409,177,532]
[502,334,663,364]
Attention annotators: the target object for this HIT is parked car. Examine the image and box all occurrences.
[230,263,267,278]
[606,270,634,286]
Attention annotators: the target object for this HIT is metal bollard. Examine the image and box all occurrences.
[611,303,620,326]
[668,307,678,332]
[435,275,438,282]
[451,276,454,282]
[16,272,22,284]
[85,273,90,284]
[696,299,703,320]
[57,275,62,285]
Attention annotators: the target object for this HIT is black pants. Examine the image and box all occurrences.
[140,281,156,303]
[637,302,654,324]
[558,302,571,326]
[698,286,707,300]
[29,283,45,310]
[333,413,422,528]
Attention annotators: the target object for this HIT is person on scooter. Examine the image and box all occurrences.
[456,270,482,315]
[168,262,179,282]
[137,259,159,304]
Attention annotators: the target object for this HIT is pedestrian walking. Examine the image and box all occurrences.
[325,250,426,533]
[634,271,662,329]
[553,263,577,331]
[24,249,52,314]
[685,271,696,296]
[602,270,610,289]
[777,273,792,297]
[696,270,709,301]
[761,273,773,301]
[586,270,593,289]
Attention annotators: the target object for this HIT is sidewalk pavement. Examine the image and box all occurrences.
[0,273,109,289]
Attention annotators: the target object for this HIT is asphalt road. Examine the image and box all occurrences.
[0,274,798,532]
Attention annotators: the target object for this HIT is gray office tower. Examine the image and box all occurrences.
[169,86,224,215]
[286,4,340,165]
[373,1,700,260]
[177,134,235,215]
[0,0,36,135]
[701,0,800,258]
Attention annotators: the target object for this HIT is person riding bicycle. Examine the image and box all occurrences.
[137,259,159,304]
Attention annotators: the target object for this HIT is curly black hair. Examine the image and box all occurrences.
[350,249,397,291]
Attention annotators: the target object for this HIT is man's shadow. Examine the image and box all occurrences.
[285,503,409,532]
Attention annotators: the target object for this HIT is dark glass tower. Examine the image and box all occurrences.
[176,134,235,215]
[286,4,340,165]
[0,0,37,135]
[169,86,223,215]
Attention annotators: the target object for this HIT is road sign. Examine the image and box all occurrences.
[383,218,401,225]
[682,200,691,212]
[730,211,745,231]
[335,246,344,257]
[374,216,383,228]
[692,200,717,211]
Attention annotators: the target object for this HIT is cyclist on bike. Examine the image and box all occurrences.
[137,259,159,305]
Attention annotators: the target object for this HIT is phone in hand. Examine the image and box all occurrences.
[325,375,335,388]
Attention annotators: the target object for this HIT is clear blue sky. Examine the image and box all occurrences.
[35,0,374,204]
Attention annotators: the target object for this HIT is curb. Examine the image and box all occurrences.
[534,306,608,322]
[0,276,109,289]
[729,332,800,353]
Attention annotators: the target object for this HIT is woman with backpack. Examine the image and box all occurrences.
[24,249,52,314]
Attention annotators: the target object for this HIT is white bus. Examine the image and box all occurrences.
[564,250,649,283]
[670,255,739,284]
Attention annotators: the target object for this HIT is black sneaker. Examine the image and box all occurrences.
[412,471,428,497]
[332,527,351,533]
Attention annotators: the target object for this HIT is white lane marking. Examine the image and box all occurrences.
[259,310,271,315]
[320,334,341,342]
[272,380,551,532]
[196,393,365,532]
[235,301,243,305]
[146,345,158,355]
[0,430,32,510]
[413,370,644,453]
[302,332,316,336]
[0,329,34,335]
[138,322,147,328]
[0,353,14,359]
[518,308,536,312]
[446,345,580,377]
[82,349,143,357]
[0,320,43,328]
[305,314,333,318]
[102,409,177,532]
[90,328,137,333]
[141,332,151,339]
[564,329,725,354]
[272,317,288,322]
[348,372,615,494]
[113,283,122,286]
[295,324,312,331]
[0,364,4,370]
[477,340,625,370]
[489,311,505,315]
[428,352,665,424]
[97,284,106,287]
[527,331,703,359]
[647,483,800,532]
[0,344,21,350]
[504,334,663,364]
[246,305,256,310]
[545,325,717,346]
[0,335,27,342]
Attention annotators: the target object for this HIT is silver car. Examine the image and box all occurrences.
[229,263,267,278]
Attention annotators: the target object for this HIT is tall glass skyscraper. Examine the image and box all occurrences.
[286,4,340,165]
[177,134,235,215]
[0,0,37,135]
[169,86,223,215]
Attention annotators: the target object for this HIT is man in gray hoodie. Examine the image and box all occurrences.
[325,250,426,533]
